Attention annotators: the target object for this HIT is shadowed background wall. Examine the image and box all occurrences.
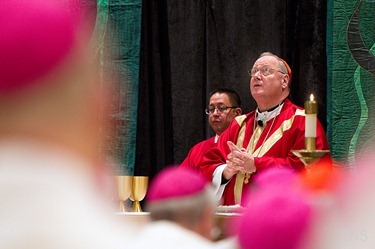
[95,0,375,180]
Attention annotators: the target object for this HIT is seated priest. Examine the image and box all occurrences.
[180,88,242,169]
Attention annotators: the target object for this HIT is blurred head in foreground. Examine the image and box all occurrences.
[235,167,313,249]
[0,1,131,248]
[0,0,108,165]
[307,151,375,249]
[146,166,217,240]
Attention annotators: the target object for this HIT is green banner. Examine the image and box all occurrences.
[327,0,375,168]
[96,0,142,175]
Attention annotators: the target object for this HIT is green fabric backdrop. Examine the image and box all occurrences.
[97,0,142,175]
[327,0,375,168]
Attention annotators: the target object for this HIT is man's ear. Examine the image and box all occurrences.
[235,108,243,115]
[282,74,289,89]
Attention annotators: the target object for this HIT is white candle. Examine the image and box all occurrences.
[305,94,318,138]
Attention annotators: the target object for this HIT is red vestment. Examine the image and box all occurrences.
[180,136,216,171]
[200,99,331,205]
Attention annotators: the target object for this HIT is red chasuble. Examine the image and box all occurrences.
[180,136,216,171]
[199,99,331,205]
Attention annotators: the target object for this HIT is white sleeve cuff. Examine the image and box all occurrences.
[212,164,229,203]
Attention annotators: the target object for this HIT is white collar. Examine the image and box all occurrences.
[214,134,219,143]
[256,102,284,124]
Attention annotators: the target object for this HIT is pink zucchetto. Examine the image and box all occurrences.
[241,167,302,205]
[252,166,299,189]
[0,0,78,93]
[237,186,313,249]
[147,166,209,203]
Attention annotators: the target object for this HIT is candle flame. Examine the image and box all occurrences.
[310,94,314,101]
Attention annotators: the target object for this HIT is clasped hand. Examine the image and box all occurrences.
[223,141,256,180]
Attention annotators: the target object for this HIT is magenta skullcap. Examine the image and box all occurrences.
[237,188,312,249]
[253,167,299,190]
[0,0,78,93]
[242,167,301,205]
[147,166,209,203]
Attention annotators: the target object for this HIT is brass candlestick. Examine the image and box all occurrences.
[292,148,330,167]
[292,94,330,168]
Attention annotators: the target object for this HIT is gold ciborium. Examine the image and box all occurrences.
[115,176,133,212]
[130,176,148,212]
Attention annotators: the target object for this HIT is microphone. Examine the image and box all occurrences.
[257,120,263,127]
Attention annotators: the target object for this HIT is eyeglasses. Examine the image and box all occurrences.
[205,106,238,115]
[248,67,286,77]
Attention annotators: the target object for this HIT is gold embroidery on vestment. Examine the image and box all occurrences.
[232,109,304,204]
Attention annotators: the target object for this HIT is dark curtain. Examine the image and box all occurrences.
[135,0,174,177]
[136,0,327,180]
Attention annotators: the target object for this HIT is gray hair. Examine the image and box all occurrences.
[145,185,217,229]
[259,52,288,74]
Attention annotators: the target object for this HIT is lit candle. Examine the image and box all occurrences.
[304,94,318,150]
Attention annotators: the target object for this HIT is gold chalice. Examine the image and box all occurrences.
[130,176,148,212]
[115,176,133,212]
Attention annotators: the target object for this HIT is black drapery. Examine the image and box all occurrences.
[135,0,174,177]
[135,0,327,180]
